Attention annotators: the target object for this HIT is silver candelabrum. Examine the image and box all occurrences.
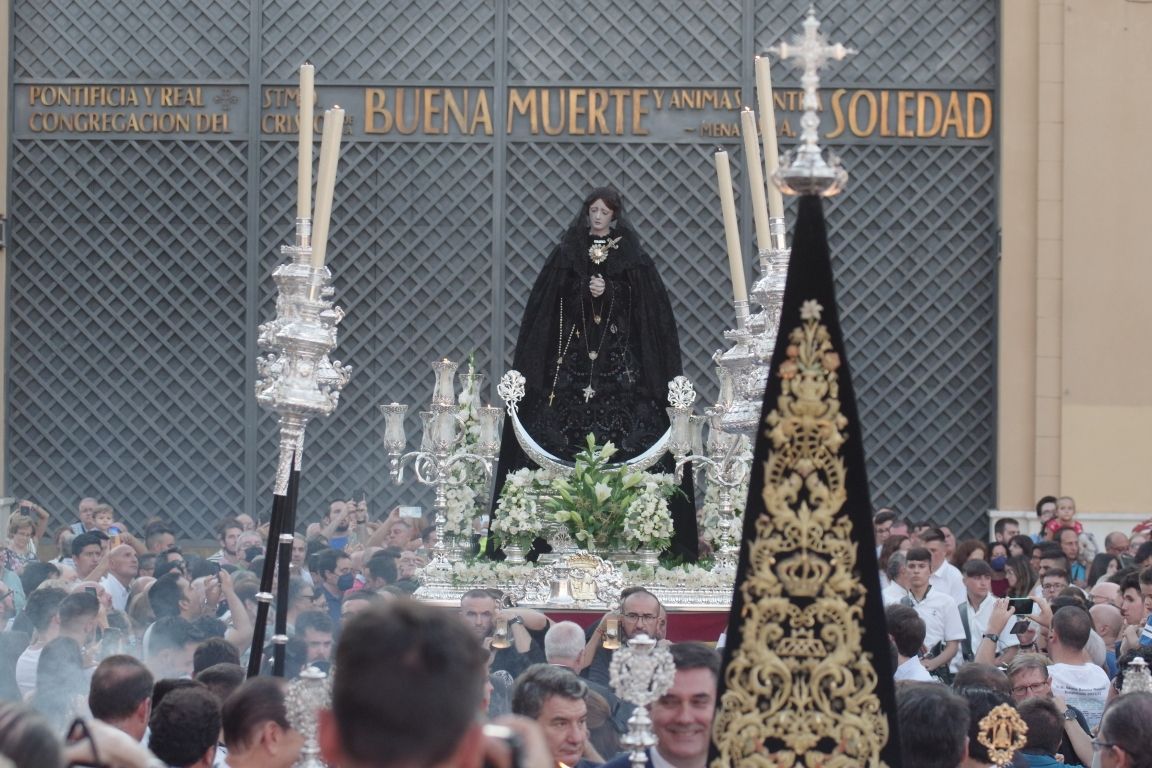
[256,218,353,495]
[609,633,677,768]
[380,359,504,595]
[666,377,750,575]
[714,215,790,438]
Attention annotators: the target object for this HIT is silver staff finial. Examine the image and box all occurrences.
[768,7,856,196]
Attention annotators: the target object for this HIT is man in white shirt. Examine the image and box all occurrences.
[921,528,966,605]
[886,604,934,682]
[950,559,1020,676]
[99,544,138,612]
[15,586,67,696]
[894,547,964,680]
[1047,605,1111,731]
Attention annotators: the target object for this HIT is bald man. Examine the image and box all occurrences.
[1090,581,1121,609]
[1091,603,1124,677]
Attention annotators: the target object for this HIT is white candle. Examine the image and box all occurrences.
[310,106,345,269]
[741,108,771,252]
[755,56,785,219]
[296,63,315,220]
[713,150,748,304]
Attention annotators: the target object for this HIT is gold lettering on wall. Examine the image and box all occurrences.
[826,88,993,139]
[505,87,653,136]
[25,84,229,135]
[363,87,493,136]
[20,82,993,141]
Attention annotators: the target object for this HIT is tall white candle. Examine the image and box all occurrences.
[297,64,315,220]
[755,56,785,218]
[310,106,345,269]
[713,150,748,304]
[741,108,772,252]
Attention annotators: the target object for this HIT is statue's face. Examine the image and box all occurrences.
[587,198,615,235]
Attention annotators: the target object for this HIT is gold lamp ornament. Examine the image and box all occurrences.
[976,703,1028,768]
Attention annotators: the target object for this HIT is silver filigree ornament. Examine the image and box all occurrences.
[498,368,671,475]
[285,666,332,768]
[255,228,353,495]
[497,370,527,414]
[609,634,677,768]
[667,376,696,411]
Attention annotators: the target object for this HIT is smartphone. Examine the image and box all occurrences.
[354,489,366,502]
[399,506,423,519]
[1008,597,1034,615]
[84,586,97,596]
[1010,619,1032,635]
[206,561,221,577]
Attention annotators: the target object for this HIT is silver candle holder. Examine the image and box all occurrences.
[609,633,677,768]
[379,358,504,597]
[666,377,750,575]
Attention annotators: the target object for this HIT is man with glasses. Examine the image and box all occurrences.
[1006,653,1092,767]
[1103,531,1130,559]
[582,587,666,686]
[1093,691,1152,768]
[1041,568,1070,600]
[1090,581,1122,609]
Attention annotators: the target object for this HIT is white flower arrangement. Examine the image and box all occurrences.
[621,476,676,551]
[490,467,557,550]
[447,558,540,586]
[491,436,676,554]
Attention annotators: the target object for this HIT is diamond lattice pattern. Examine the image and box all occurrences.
[8,139,249,542]
[6,0,998,540]
[14,0,249,79]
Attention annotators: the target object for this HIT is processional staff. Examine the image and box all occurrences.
[247,63,351,678]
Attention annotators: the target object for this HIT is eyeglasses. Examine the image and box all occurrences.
[622,612,659,623]
[1092,738,1125,753]
[1010,681,1048,696]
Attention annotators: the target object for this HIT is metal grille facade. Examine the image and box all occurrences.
[7,0,997,540]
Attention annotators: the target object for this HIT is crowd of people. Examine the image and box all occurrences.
[2,489,1152,767]
[0,494,727,767]
[880,495,1152,767]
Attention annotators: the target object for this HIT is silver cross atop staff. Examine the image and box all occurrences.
[768,6,856,197]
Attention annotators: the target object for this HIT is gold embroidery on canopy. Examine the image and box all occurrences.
[710,300,890,767]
